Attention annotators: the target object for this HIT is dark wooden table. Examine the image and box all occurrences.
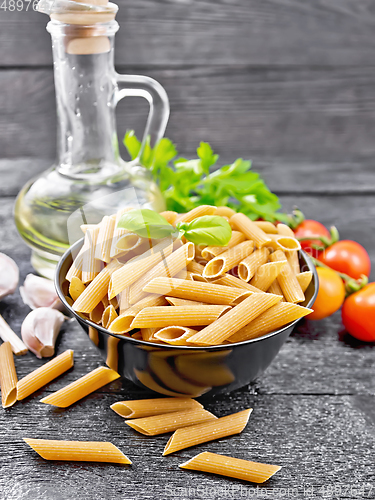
[1,159,374,500]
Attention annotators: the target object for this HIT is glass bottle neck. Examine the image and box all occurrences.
[49,22,121,178]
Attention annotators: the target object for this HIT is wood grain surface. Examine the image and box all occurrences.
[0,165,374,498]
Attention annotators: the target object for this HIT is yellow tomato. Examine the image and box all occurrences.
[308,267,346,320]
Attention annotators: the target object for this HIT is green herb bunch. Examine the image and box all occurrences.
[124,131,285,222]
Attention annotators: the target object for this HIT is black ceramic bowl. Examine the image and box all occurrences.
[56,239,318,397]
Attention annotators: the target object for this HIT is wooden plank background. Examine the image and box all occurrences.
[1,0,375,164]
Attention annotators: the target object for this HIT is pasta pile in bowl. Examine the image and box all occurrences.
[56,205,318,396]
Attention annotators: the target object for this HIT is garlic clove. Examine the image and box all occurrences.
[21,308,66,358]
[0,253,19,301]
[20,274,63,310]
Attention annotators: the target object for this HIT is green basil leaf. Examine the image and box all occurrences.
[179,216,232,246]
[117,209,176,239]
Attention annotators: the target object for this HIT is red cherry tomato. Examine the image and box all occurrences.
[342,283,375,342]
[308,267,346,320]
[294,220,330,258]
[318,240,371,280]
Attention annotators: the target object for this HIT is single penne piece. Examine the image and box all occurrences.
[110,207,135,258]
[250,260,287,291]
[115,232,143,253]
[130,305,231,329]
[159,211,178,225]
[40,366,120,408]
[143,277,250,305]
[228,302,313,342]
[154,326,200,345]
[0,342,18,408]
[296,271,313,293]
[176,205,216,223]
[81,226,102,283]
[17,350,74,401]
[0,314,28,355]
[72,260,122,313]
[214,206,237,218]
[108,295,168,334]
[89,300,105,324]
[187,293,282,346]
[165,297,206,306]
[129,243,195,304]
[276,223,294,237]
[23,438,131,464]
[140,328,160,342]
[95,215,116,263]
[118,288,130,314]
[163,408,252,455]
[238,248,270,282]
[69,276,86,301]
[201,231,246,261]
[174,351,235,387]
[149,352,211,397]
[125,408,217,436]
[270,250,305,303]
[203,241,255,278]
[179,452,281,483]
[276,223,300,274]
[266,234,301,252]
[253,221,278,234]
[230,213,272,248]
[187,261,205,275]
[66,239,88,282]
[102,305,118,329]
[267,279,285,299]
[212,273,265,293]
[111,397,203,419]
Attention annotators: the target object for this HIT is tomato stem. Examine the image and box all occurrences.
[296,225,339,249]
[311,257,368,296]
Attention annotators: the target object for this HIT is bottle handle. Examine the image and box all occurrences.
[114,73,170,162]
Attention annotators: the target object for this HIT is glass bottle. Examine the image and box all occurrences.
[14,1,169,279]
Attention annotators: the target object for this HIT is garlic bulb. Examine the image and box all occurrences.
[20,274,63,310]
[0,253,19,300]
[21,308,65,358]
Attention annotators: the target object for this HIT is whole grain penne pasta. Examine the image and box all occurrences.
[266,234,301,252]
[212,273,265,293]
[23,438,131,464]
[176,205,216,223]
[163,408,252,455]
[253,221,278,234]
[129,242,195,304]
[143,277,250,306]
[17,350,74,401]
[72,259,122,313]
[140,328,160,342]
[109,239,175,299]
[174,270,195,281]
[40,366,120,408]
[228,302,313,342]
[154,326,200,345]
[238,248,270,282]
[267,279,285,299]
[110,207,135,258]
[187,261,205,275]
[111,397,203,419]
[296,271,313,293]
[0,314,28,355]
[95,215,116,263]
[277,222,301,274]
[250,260,287,291]
[118,288,130,314]
[0,342,18,408]
[270,250,305,303]
[201,231,246,261]
[175,351,235,387]
[214,206,237,218]
[66,239,88,282]
[89,300,105,324]
[108,295,168,334]
[165,297,206,306]
[102,305,118,329]
[125,408,217,436]
[203,241,255,278]
[159,211,178,225]
[180,452,281,483]
[130,305,231,329]
[187,293,282,346]
[149,353,211,397]
[230,213,272,248]
[69,276,86,301]
[82,226,102,283]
